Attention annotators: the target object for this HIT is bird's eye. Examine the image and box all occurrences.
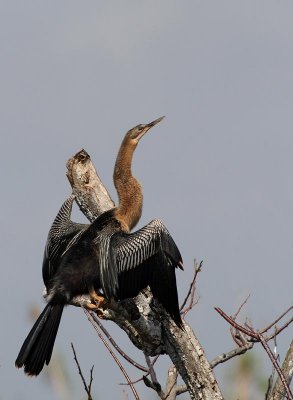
[137,126,144,132]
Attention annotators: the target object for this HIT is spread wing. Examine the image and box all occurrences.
[107,219,183,326]
[42,196,88,286]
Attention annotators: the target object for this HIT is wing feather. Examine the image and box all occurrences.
[110,219,183,326]
[42,197,88,286]
[114,219,182,273]
[94,232,119,300]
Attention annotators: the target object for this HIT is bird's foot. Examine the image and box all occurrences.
[83,302,106,318]
[89,287,108,308]
[87,286,109,318]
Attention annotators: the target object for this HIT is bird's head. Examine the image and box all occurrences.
[125,116,165,144]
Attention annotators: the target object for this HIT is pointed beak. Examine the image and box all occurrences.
[146,116,165,128]
[135,116,165,142]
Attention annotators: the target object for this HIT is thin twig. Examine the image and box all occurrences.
[265,316,293,341]
[234,295,251,319]
[216,307,293,343]
[210,343,253,368]
[265,327,278,400]
[83,308,140,400]
[265,376,274,400]
[229,295,251,346]
[180,260,202,312]
[215,307,258,338]
[258,333,292,400]
[215,305,293,399]
[89,365,94,395]
[145,355,159,386]
[71,343,93,400]
[120,376,146,386]
[144,355,165,398]
[90,312,148,372]
[119,355,161,386]
[259,306,293,334]
[268,339,293,400]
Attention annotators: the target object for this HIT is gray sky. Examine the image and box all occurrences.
[1,1,292,399]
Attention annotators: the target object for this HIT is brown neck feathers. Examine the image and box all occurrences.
[113,138,143,231]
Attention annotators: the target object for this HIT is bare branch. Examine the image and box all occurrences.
[265,328,279,400]
[143,355,165,399]
[163,366,178,400]
[258,334,292,400]
[144,356,160,387]
[71,343,93,400]
[210,343,253,368]
[90,312,148,372]
[88,365,94,397]
[180,260,202,312]
[119,356,161,387]
[215,307,258,339]
[265,316,293,342]
[164,367,188,400]
[229,295,251,346]
[268,339,293,400]
[83,308,140,400]
[162,319,223,399]
[215,306,293,399]
[260,306,293,334]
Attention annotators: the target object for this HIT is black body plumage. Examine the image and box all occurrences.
[15,196,87,375]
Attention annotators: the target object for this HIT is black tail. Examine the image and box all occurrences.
[15,303,64,376]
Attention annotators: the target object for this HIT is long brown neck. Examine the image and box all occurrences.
[113,138,143,231]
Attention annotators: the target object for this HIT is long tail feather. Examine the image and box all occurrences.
[15,303,64,376]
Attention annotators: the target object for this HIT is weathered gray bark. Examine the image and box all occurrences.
[66,149,223,400]
[268,339,293,400]
[66,149,114,219]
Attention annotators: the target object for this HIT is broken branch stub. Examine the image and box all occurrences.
[66,149,114,221]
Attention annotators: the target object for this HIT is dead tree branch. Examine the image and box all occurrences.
[66,149,114,220]
[258,333,292,400]
[180,260,202,313]
[142,362,188,400]
[268,339,293,400]
[66,149,223,400]
[119,356,160,386]
[215,306,293,399]
[83,308,140,400]
[90,312,148,372]
[210,343,254,369]
[71,343,94,400]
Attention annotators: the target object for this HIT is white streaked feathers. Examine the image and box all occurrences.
[115,219,171,272]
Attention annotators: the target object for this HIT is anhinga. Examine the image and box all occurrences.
[15,117,183,376]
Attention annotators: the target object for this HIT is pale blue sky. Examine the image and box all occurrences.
[1,2,292,399]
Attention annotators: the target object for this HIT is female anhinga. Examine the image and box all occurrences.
[16,117,183,376]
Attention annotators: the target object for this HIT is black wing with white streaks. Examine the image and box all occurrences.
[109,219,183,326]
[42,196,88,287]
